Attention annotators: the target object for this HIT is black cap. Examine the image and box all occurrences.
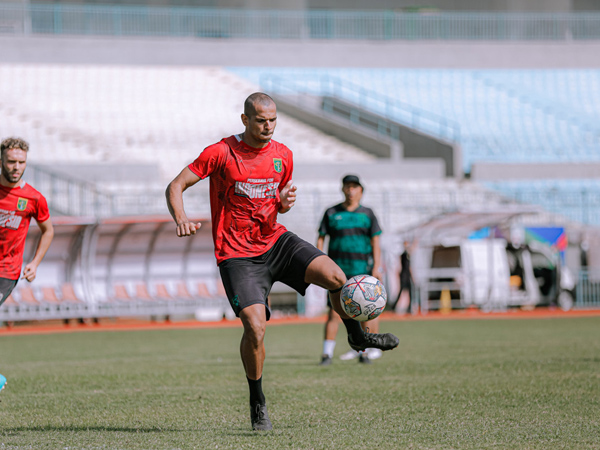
[342,174,362,188]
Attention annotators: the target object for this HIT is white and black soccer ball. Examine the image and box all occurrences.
[340,275,387,322]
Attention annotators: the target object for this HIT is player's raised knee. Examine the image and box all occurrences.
[327,264,346,291]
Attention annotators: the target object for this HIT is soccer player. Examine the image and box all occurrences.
[0,137,54,393]
[165,93,399,431]
[389,240,414,315]
[317,175,384,366]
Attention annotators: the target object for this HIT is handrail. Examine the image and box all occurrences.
[26,164,116,217]
[260,73,461,143]
[486,183,600,225]
[21,164,600,227]
[1,4,600,40]
[576,268,600,308]
[25,164,210,218]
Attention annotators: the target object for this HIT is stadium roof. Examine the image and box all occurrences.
[409,206,541,246]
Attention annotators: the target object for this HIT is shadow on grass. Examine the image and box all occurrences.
[1,425,184,433]
[2,424,291,438]
[267,354,332,366]
[268,354,313,361]
[227,422,294,437]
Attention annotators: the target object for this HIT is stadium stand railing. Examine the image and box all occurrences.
[1,4,600,40]
[0,64,373,179]
[24,169,521,231]
[3,62,595,228]
[232,68,600,172]
[485,180,600,226]
[576,268,600,308]
[2,212,597,324]
[260,73,461,144]
[23,159,600,230]
[26,163,118,216]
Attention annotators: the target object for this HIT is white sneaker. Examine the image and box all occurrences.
[339,349,359,360]
[367,348,383,360]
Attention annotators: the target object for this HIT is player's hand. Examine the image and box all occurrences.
[279,180,297,212]
[176,221,202,237]
[22,263,38,282]
[373,265,384,282]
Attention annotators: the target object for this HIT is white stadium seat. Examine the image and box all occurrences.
[0,64,374,182]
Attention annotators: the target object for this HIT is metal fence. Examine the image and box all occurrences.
[1,4,600,40]
[25,164,212,218]
[500,189,600,226]
[407,268,600,313]
[0,216,232,323]
[24,164,600,232]
[576,269,600,308]
[26,164,117,217]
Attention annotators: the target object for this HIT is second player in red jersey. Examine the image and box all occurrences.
[0,182,50,280]
[0,137,55,395]
[0,137,54,292]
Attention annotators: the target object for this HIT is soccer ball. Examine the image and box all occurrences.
[340,275,387,321]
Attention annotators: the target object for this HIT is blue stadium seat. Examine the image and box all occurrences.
[229,68,600,172]
[484,179,600,225]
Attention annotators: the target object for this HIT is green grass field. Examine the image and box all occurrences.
[0,316,599,449]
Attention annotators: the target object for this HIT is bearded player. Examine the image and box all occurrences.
[165,93,399,431]
[0,137,55,393]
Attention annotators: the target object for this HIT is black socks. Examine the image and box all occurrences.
[331,287,363,341]
[247,376,266,406]
[342,318,364,341]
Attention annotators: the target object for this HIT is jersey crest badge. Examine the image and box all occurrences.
[273,158,283,173]
[17,198,28,211]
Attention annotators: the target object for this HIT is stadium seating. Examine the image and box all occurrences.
[0,284,89,322]
[276,177,515,241]
[0,279,230,322]
[6,64,596,224]
[229,68,600,171]
[485,179,600,225]
[0,64,373,182]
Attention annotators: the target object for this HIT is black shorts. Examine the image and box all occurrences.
[0,277,18,307]
[218,231,325,320]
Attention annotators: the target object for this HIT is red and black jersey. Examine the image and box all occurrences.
[0,183,50,280]
[188,135,293,264]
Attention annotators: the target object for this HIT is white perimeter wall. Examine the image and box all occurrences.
[2,35,600,68]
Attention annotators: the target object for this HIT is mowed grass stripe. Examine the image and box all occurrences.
[0,317,598,449]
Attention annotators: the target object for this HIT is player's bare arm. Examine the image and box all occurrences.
[371,234,383,281]
[22,218,54,282]
[316,235,325,251]
[165,167,202,237]
[278,180,297,214]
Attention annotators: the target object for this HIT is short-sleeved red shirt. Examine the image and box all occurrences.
[0,183,50,280]
[188,135,293,264]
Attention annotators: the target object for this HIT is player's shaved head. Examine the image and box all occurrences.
[240,93,277,148]
[244,93,276,118]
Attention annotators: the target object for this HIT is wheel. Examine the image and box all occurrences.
[557,291,574,312]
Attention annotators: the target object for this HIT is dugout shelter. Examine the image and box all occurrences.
[0,215,234,323]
